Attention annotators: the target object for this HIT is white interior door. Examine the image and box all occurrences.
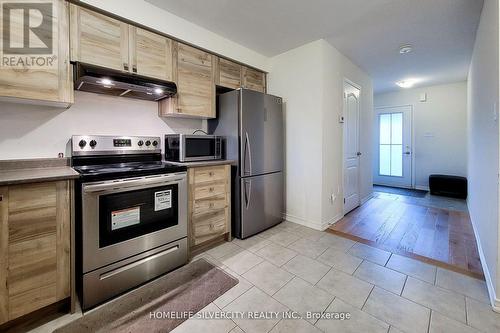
[343,81,361,214]
[374,106,412,188]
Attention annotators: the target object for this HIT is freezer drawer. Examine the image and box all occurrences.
[240,172,284,238]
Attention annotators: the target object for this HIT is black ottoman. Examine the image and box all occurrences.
[429,175,467,199]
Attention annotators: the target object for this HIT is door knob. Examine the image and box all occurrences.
[356,152,362,156]
[404,151,411,155]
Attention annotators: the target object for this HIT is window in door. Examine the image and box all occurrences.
[379,113,403,177]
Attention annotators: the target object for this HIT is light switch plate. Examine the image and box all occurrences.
[419,93,427,102]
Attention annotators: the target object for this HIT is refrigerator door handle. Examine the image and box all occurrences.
[244,180,252,209]
[244,132,252,175]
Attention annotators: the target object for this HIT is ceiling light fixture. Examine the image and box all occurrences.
[396,79,417,88]
[399,44,413,54]
[154,88,164,95]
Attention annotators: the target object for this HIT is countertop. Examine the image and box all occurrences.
[0,158,80,186]
[165,160,235,168]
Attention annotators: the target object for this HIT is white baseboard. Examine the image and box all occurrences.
[415,185,430,191]
[468,210,500,312]
[323,213,344,227]
[283,213,343,231]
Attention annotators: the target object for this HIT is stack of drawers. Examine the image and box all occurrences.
[188,165,231,252]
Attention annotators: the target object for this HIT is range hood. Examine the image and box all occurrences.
[73,62,177,101]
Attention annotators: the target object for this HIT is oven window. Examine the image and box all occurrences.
[98,184,178,248]
[185,138,215,158]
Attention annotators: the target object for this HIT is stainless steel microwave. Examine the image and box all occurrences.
[164,134,223,162]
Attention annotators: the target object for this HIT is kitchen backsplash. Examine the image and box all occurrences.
[0,91,206,160]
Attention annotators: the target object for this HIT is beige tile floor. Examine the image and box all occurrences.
[28,221,500,333]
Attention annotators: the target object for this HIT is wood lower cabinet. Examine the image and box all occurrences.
[0,181,71,325]
[188,165,231,253]
[0,0,73,106]
[159,43,217,118]
[242,66,266,93]
[70,4,129,72]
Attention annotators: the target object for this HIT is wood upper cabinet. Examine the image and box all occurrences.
[216,58,242,90]
[216,58,267,93]
[0,0,73,106]
[0,181,71,324]
[129,27,173,81]
[70,4,129,71]
[159,42,216,118]
[70,5,174,81]
[242,66,266,93]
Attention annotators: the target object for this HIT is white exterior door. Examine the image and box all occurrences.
[343,81,361,214]
[374,106,413,188]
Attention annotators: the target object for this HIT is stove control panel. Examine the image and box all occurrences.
[72,135,161,156]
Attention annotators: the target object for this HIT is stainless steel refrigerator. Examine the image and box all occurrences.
[208,89,284,239]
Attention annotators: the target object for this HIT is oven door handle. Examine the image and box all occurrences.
[83,175,185,193]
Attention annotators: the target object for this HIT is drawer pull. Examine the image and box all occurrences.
[209,203,214,208]
[209,187,214,192]
[0,195,3,202]
[209,172,214,176]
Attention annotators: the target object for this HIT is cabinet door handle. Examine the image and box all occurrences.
[209,172,214,177]
[0,195,3,202]
[123,63,129,71]
[132,65,137,73]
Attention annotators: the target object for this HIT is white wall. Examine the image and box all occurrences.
[0,92,204,159]
[321,42,374,224]
[267,41,324,225]
[80,0,270,71]
[375,82,468,189]
[467,0,500,309]
[267,39,373,230]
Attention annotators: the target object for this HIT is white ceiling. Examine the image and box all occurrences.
[145,0,484,93]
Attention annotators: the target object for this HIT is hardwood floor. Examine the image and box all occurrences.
[329,190,484,279]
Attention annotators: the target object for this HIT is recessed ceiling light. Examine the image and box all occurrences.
[399,44,413,54]
[396,79,416,88]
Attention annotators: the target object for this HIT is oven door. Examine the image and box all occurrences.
[81,172,187,273]
[181,135,221,162]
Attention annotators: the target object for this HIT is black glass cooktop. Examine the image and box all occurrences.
[73,161,186,181]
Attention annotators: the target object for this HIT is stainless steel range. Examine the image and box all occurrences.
[71,135,188,310]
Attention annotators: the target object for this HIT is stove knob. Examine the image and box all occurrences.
[145,140,151,146]
[138,140,144,147]
[89,140,97,148]
[152,140,158,147]
[78,140,86,148]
